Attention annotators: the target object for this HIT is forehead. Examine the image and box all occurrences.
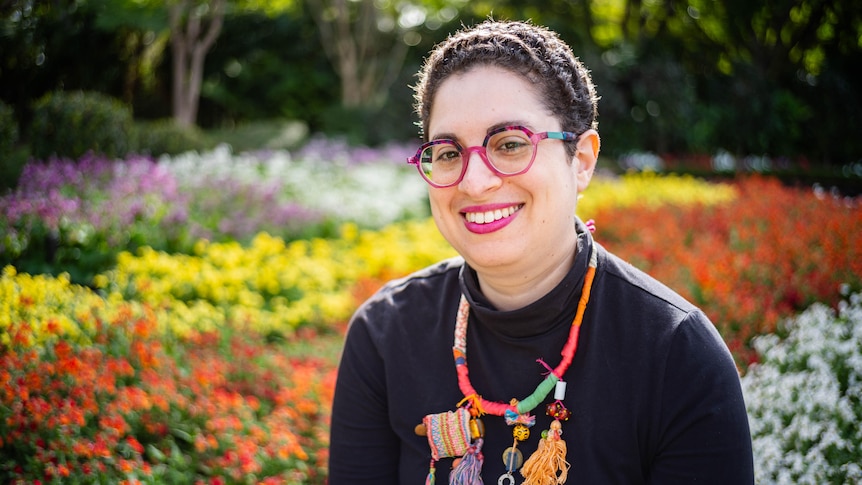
[427,65,552,140]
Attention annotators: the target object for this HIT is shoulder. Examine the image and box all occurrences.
[588,243,728,366]
[359,256,464,313]
[347,256,464,343]
[595,242,697,317]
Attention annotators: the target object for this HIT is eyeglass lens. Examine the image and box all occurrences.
[419,129,535,186]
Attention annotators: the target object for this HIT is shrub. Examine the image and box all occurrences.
[0,99,18,159]
[0,155,184,284]
[134,119,215,156]
[29,90,134,160]
[742,290,862,484]
[0,100,25,191]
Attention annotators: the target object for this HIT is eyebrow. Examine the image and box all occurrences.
[430,120,535,143]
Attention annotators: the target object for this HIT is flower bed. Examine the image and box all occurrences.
[0,143,429,284]
[742,290,862,483]
[2,152,861,481]
[586,176,862,364]
[92,220,457,338]
[1,296,334,484]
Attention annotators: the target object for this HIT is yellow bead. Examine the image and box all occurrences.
[512,424,530,441]
[470,417,485,439]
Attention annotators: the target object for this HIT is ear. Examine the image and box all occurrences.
[574,129,600,192]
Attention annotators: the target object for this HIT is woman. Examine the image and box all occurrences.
[329,19,753,484]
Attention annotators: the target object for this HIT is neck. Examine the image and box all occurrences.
[475,242,577,312]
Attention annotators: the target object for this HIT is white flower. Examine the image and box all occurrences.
[742,291,862,484]
[156,142,430,230]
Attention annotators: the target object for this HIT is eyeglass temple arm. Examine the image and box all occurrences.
[544,131,579,141]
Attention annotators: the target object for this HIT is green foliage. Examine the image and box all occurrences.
[90,0,169,32]
[319,103,416,147]
[0,100,18,157]
[2,0,861,164]
[199,12,339,129]
[29,90,135,160]
[0,2,130,131]
[207,119,308,152]
[134,119,216,156]
[0,100,26,191]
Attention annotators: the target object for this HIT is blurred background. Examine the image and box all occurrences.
[1,0,860,187]
[2,3,862,482]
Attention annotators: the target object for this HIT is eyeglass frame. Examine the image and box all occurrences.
[406,125,581,188]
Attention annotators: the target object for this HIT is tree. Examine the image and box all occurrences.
[168,0,226,126]
[305,0,464,110]
[91,0,311,127]
[91,0,247,126]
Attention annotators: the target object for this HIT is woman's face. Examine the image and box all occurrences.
[426,65,597,280]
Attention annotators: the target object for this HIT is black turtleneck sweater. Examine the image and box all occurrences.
[329,222,754,484]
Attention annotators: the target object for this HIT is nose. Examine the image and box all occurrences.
[458,147,502,195]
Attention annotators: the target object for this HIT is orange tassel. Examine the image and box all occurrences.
[520,420,569,485]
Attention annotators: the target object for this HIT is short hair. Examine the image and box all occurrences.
[413,19,599,147]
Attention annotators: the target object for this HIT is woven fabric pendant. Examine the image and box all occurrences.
[423,408,473,461]
[419,408,486,485]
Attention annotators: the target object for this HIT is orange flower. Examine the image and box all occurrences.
[117,458,135,474]
[99,414,128,437]
[126,436,144,454]
[45,319,61,336]
[194,434,209,453]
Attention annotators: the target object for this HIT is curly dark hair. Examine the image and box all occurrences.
[413,19,599,152]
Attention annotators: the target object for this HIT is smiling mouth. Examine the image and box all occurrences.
[463,204,524,224]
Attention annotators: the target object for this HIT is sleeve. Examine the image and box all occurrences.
[328,308,400,485]
[648,310,755,485]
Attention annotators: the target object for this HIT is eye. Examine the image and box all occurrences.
[500,139,529,152]
[492,133,531,156]
[433,145,461,163]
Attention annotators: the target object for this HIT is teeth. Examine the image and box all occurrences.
[465,205,521,224]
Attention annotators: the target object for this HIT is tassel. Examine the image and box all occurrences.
[521,421,569,485]
[449,438,484,485]
[426,460,437,485]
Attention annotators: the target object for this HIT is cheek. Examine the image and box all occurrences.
[541,161,578,193]
[428,190,444,211]
[539,167,579,213]
[428,192,454,224]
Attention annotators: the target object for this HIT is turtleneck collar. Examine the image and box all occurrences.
[458,218,594,339]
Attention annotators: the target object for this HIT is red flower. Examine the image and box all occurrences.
[125,436,144,454]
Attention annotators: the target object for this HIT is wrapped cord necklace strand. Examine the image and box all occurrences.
[417,243,598,485]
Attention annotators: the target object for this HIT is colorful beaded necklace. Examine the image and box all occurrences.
[419,242,598,485]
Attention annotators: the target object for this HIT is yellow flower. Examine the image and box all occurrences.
[74,172,735,337]
[577,172,737,220]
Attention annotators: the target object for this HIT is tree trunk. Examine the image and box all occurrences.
[307,0,410,110]
[169,0,224,127]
